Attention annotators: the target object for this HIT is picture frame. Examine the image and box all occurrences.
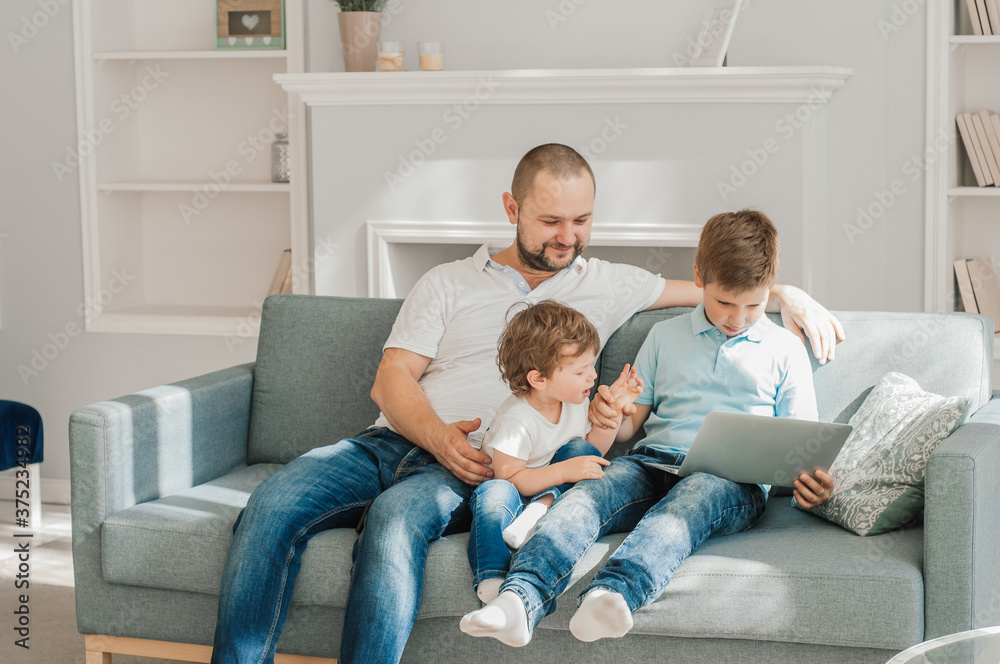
[684,0,745,67]
[216,0,286,50]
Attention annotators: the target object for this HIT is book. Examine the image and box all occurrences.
[968,258,1000,332]
[972,111,1000,184]
[968,0,985,35]
[986,0,1000,34]
[957,113,989,186]
[267,249,293,297]
[964,112,995,185]
[976,0,992,34]
[954,259,979,313]
[979,109,1000,183]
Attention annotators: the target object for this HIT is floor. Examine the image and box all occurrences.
[0,500,182,664]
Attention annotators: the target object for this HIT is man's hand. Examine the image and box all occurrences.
[793,468,835,509]
[772,285,846,365]
[426,419,493,486]
[556,455,611,484]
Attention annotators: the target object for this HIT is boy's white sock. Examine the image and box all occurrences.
[569,588,633,642]
[459,590,532,647]
[503,502,548,550]
[476,577,503,604]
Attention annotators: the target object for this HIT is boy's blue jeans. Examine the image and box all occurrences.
[500,445,769,632]
[467,438,602,589]
[210,427,472,664]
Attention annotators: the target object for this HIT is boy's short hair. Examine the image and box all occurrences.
[695,209,780,293]
[511,144,596,204]
[497,300,600,398]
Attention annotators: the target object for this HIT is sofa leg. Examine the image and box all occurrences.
[83,634,337,664]
[85,650,112,664]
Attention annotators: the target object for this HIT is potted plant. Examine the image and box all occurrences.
[333,0,387,72]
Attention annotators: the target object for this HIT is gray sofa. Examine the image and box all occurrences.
[70,294,1000,664]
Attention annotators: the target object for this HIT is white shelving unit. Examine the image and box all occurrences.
[73,0,307,336]
[926,1,1000,360]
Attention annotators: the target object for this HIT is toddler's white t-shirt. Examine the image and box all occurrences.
[480,394,592,469]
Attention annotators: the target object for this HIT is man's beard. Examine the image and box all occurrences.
[515,222,585,272]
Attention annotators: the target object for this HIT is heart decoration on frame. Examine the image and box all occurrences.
[216,0,285,50]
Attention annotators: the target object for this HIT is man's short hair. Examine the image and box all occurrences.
[497,300,600,398]
[695,209,780,293]
[511,144,596,204]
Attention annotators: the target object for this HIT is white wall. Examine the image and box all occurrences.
[305,0,927,311]
[2,0,928,486]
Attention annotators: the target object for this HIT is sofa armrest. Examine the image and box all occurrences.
[69,362,254,530]
[923,398,1000,639]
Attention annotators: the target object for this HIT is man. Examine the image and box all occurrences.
[210,144,843,664]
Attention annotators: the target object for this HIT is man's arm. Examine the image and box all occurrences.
[371,347,492,486]
[644,281,846,365]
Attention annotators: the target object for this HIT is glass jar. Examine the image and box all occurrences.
[271,133,290,183]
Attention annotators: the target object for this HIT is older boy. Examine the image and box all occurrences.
[470,300,642,603]
[460,209,835,646]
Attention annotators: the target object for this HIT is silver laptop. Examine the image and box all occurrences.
[645,411,852,488]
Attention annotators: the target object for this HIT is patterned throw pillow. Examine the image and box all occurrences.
[795,372,973,536]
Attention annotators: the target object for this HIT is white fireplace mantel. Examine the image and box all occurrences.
[282,65,853,300]
[275,66,852,106]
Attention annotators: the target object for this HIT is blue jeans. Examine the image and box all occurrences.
[501,445,768,631]
[467,438,602,590]
[210,427,473,664]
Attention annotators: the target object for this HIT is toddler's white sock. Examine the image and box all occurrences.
[569,588,633,642]
[502,502,548,550]
[476,577,503,604]
[459,590,531,647]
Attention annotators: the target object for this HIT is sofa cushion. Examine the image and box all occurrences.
[799,372,973,536]
[102,465,923,650]
[248,294,404,464]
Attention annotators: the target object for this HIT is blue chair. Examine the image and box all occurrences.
[1,400,43,530]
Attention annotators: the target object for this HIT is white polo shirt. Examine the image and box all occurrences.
[372,244,665,445]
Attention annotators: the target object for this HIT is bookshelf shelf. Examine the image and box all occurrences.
[949,35,1000,43]
[94,50,288,61]
[97,181,290,193]
[947,186,1000,197]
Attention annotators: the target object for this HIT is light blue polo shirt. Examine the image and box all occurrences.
[632,303,818,455]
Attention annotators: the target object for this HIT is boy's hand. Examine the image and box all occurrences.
[793,468,835,509]
[590,365,643,430]
[557,455,611,484]
[589,386,626,429]
[608,364,644,411]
